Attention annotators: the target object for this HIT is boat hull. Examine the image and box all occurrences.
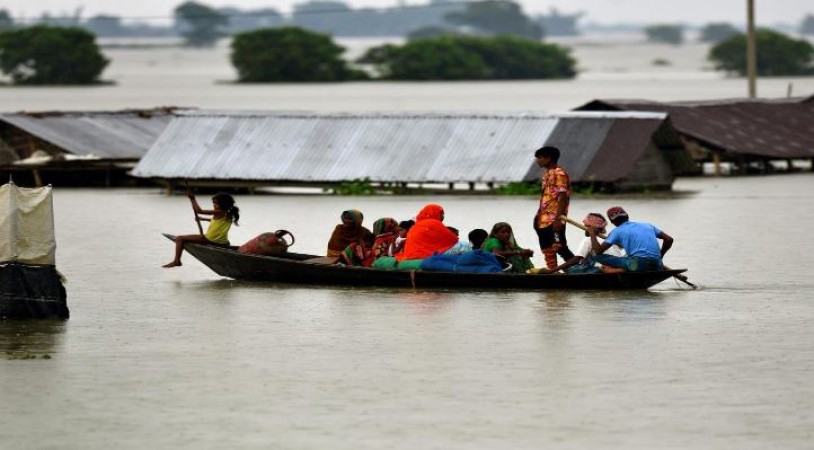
[166,234,684,290]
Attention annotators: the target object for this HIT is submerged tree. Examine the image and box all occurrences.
[0,26,109,85]
[230,27,367,82]
[174,1,228,47]
[359,35,575,80]
[700,22,739,43]
[708,29,814,76]
[644,24,684,45]
[444,0,543,40]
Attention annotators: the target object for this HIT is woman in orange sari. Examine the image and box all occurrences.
[395,204,458,262]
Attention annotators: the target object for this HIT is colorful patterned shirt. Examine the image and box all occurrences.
[537,165,571,228]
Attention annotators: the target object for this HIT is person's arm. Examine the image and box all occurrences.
[589,228,612,255]
[551,193,569,231]
[657,231,674,257]
[187,190,217,216]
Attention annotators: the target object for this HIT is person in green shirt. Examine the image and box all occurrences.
[482,222,535,273]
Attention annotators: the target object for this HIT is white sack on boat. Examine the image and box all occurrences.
[0,181,56,265]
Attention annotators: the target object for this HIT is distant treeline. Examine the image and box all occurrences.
[0,1,582,39]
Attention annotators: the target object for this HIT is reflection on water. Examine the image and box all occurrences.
[0,320,66,355]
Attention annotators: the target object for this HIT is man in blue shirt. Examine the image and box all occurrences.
[589,206,674,272]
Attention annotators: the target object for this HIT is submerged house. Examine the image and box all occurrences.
[132,110,695,192]
[575,97,814,174]
[0,108,174,186]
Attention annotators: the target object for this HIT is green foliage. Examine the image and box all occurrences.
[327,178,378,195]
[801,14,814,35]
[174,1,228,47]
[700,22,739,43]
[644,24,684,45]
[231,27,367,82]
[360,35,575,80]
[407,26,459,41]
[445,0,543,40]
[493,182,538,195]
[0,25,109,85]
[708,28,814,76]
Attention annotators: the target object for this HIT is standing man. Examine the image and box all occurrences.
[533,146,574,269]
[589,206,674,272]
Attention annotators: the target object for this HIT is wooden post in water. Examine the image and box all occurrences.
[746,0,757,98]
[713,153,722,177]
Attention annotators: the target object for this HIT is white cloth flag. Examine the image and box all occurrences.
[0,182,56,265]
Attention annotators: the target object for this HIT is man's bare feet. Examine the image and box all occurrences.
[162,261,182,268]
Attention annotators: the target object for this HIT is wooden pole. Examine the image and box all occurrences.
[746,0,757,98]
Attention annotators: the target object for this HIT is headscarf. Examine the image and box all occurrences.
[488,222,522,250]
[606,206,628,221]
[341,209,363,226]
[583,213,608,231]
[395,204,458,261]
[416,204,444,221]
[372,217,398,236]
[327,209,374,257]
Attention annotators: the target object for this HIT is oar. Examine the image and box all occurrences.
[184,180,204,236]
[560,215,697,289]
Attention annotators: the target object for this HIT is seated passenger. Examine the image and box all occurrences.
[591,206,674,272]
[539,213,625,274]
[482,222,535,273]
[467,229,488,250]
[395,204,458,262]
[341,217,399,267]
[326,209,374,257]
[391,220,414,255]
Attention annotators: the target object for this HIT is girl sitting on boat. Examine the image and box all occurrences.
[340,217,399,267]
[163,191,239,268]
[327,209,375,258]
[482,222,535,273]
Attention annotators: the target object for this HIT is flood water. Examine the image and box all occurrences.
[2,174,814,449]
[2,35,814,448]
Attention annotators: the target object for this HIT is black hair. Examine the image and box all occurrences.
[212,192,239,225]
[447,226,459,236]
[534,146,561,163]
[398,220,415,231]
[467,228,488,249]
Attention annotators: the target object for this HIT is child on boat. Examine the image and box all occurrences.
[482,222,535,273]
[467,229,488,250]
[163,190,239,268]
[391,220,414,255]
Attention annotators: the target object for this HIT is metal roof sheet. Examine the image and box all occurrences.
[132,111,671,184]
[0,110,172,159]
[576,98,814,159]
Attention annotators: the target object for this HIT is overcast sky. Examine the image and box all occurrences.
[5,0,813,25]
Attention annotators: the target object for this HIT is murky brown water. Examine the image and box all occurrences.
[2,174,813,448]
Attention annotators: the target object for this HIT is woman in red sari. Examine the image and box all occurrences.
[395,204,458,262]
[326,209,374,257]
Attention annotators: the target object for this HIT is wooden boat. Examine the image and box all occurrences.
[164,234,685,290]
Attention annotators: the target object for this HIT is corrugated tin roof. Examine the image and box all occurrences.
[132,111,671,184]
[575,98,814,159]
[0,110,173,159]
